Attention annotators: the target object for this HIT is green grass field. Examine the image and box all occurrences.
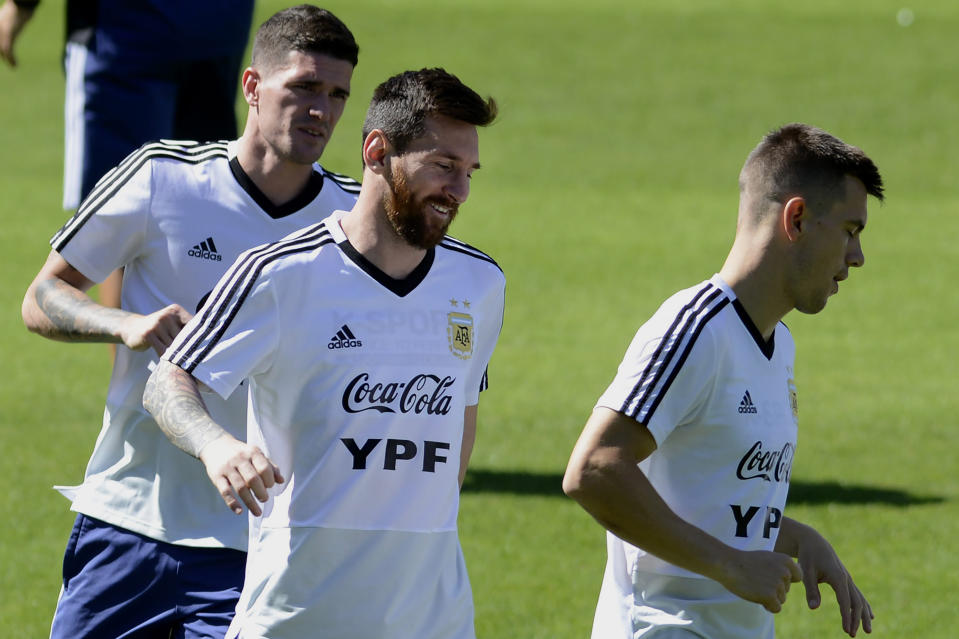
[2,0,957,636]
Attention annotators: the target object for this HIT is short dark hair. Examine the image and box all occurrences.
[362,68,497,154]
[740,123,884,213]
[251,5,358,70]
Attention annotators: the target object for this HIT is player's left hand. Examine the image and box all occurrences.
[199,434,285,517]
[795,526,873,636]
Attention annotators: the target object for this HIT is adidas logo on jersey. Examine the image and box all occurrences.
[738,390,758,414]
[188,237,223,262]
[328,324,363,349]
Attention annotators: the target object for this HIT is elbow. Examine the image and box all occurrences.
[562,457,601,505]
[562,458,626,535]
[142,365,161,418]
[562,465,584,500]
[21,287,44,334]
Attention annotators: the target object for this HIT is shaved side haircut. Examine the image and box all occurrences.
[251,5,358,71]
[740,123,884,218]
[362,67,497,154]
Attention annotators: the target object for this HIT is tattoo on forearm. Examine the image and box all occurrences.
[144,362,225,458]
[34,278,128,342]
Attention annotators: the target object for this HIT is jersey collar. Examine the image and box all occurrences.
[711,274,776,360]
[228,156,325,220]
[325,212,435,298]
[336,238,435,297]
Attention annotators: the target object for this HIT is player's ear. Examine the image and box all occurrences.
[362,130,390,173]
[782,196,806,242]
[242,68,261,107]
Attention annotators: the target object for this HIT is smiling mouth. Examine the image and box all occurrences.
[300,126,327,139]
[430,202,455,217]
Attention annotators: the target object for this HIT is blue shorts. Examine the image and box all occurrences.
[62,41,245,209]
[50,514,246,639]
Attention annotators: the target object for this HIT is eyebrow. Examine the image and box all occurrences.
[289,78,350,96]
[436,151,481,171]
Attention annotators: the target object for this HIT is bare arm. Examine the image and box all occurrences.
[776,516,873,636]
[143,358,227,457]
[143,359,283,516]
[0,0,35,68]
[459,404,478,489]
[22,250,191,355]
[99,267,125,361]
[563,406,801,613]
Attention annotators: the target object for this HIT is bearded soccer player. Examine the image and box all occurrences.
[564,123,883,638]
[144,68,503,639]
[22,7,359,637]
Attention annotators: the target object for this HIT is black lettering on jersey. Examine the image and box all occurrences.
[341,437,451,472]
[763,506,782,538]
[342,373,455,415]
[385,439,417,470]
[730,504,782,539]
[731,504,760,538]
[341,438,382,469]
[422,441,450,472]
[736,441,795,484]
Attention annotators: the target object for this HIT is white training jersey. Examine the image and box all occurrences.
[50,139,359,550]
[592,274,798,639]
[164,211,505,639]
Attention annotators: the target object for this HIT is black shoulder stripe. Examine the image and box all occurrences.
[640,297,728,423]
[169,225,334,373]
[438,237,501,271]
[171,223,332,367]
[621,284,728,424]
[321,168,361,194]
[84,140,227,210]
[51,141,229,250]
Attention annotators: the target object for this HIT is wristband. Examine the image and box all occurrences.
[13,0,41,8]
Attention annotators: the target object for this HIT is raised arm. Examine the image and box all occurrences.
[22,250,191,355]
[775,516,873,636]
[144,359,284,516]
[563,406,802,614]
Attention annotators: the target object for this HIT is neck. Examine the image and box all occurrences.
[719,234,792,340]
[236,133,315,207]
[339,187,428,280]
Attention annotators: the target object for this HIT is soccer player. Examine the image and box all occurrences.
[143,67,503,639]
[20,7,359,638]
[563,123,883,638]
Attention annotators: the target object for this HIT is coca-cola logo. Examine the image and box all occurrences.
[342,373,455,415]
[736,441,794,483]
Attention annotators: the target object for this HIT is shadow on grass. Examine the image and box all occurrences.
[462,469,945,507]
[788,480,944,507]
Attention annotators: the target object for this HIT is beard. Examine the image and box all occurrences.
[383,164,458,250]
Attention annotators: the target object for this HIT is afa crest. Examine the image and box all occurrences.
[447,312,474,359]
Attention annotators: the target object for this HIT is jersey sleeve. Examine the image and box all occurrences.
[464,273,506,405]
[163,245,280,400]
[597,317,719,445]
[50,149,153,283]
